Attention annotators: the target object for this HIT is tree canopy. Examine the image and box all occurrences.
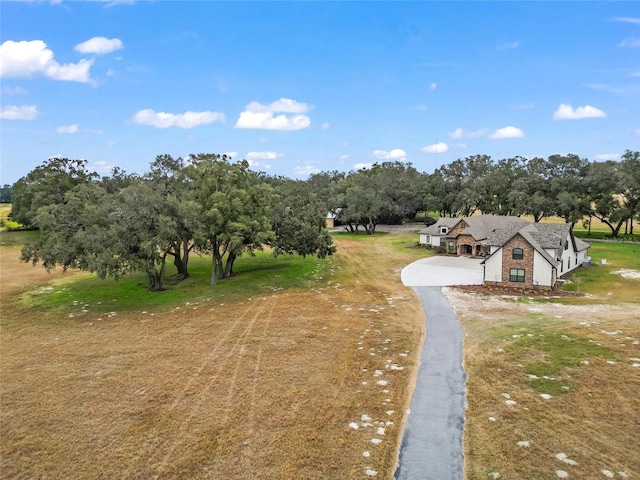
[10,149,640,291]
[17,154,335,291]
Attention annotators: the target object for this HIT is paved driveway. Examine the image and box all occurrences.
[395,255,480,479]
[401,256,484,287]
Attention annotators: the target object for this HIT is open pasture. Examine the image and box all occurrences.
[0,232,424,479]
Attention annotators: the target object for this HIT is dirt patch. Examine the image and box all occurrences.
[611,269,640,279]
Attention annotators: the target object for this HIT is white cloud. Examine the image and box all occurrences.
[131,108,225,128]
[497,41,519,49]
[321,122,331,130]
[1,86,27,95]
[421,142,449,153]
[0,104,38,120]
[293,164,320,177]
[553,103,606,120]
[429,82,437,91]
[245,159,272,170]
[618,37,640,48]
[74,37,123,55]
[353,162,373,170]
[89,160,118,175]
[595,153,620,161]
[0,40,93,83]
[57,124,78,134]
[490,126,525,139]
[84,128,104,134]
[245,151,281,161]
[373,148,406,160]
[339,154,349,160]
[235,98,311,131]
[449,127,489,139]
[612,17,640,25]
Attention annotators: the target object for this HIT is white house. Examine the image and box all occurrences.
[419,215,590,289]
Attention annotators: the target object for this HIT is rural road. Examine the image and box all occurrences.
[395,256,479,479]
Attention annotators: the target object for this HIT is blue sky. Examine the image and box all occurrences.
[1,1,639,184]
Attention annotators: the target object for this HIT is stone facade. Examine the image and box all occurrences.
[455,233,481,256]
[500,234,535,287]
[447,220,469,238]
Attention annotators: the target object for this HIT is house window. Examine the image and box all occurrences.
[512,248,524,260]
[560,259,564,272]
[448,241,455,251]
[568,258,571,269]
[440,226,448,234]
[564,240,569,250]
[440,237,446,247]
[509,268,525,283]
[425,235,431,243]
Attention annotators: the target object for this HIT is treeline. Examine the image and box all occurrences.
[308,150,640,237]
[12,155,335,291]
[9,150,640,290]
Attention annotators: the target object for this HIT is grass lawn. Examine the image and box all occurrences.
[562,241,640,303]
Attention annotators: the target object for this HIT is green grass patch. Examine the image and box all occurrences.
[0,204,25,232]
[562,241,640,302]
[500,324,616,395]
[0,229,39,246]
[18,250,332,315]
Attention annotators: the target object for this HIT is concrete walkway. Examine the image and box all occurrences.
[395,256,477,479]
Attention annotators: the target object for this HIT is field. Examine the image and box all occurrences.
[1,230,639,479]
[0,231,426,479]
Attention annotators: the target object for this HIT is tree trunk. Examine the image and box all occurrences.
[173,239,191,279]
[147,258,165,291]
[210,253,218,286]
[596,216,625,238]
[224,252,237,279]
[147,271,164,291]
[210,236,221,286]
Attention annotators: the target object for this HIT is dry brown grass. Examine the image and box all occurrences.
[447,289,640,479]
[0,236,424,479]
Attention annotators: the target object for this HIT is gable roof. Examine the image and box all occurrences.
[455,215,529,244]
[517,223,566,265]
[574,236,590,253]
[418,217,462,235]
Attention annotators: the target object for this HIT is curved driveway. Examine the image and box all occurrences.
[395,256,481,479]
